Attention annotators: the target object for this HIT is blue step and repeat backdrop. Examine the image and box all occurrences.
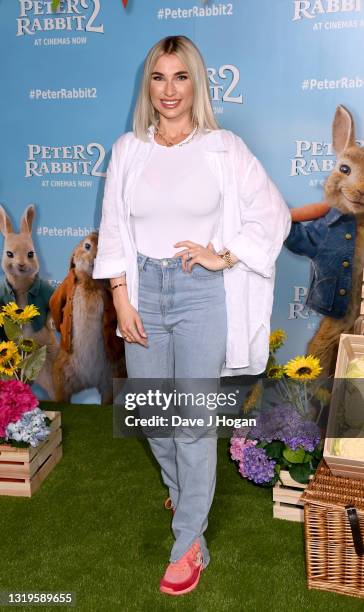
[1,0,364,402]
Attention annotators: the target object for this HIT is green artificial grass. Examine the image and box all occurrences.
[0,402,362,612]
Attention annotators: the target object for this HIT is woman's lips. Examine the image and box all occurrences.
[160,100,181,109]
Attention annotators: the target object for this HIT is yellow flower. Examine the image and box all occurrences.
[1,302,19,319]
[269,329,287,352]
[243,381,262,413]
[2,302,40,324]
[314,387,331,406]
[19,338,38,353]
[0,341,19,364]
[267,364,285,379]
[284,355,322,381]
[0,312,5,327]
[0,352,21,376]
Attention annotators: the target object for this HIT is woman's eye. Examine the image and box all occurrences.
[339,164,351,175]
[177,75,188,80]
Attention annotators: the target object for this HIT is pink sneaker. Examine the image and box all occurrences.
[164,497,176,515]
[159,540,204,596]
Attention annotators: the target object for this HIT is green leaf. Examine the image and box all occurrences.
[313,443,324,460]
[303,452,312,463]
[3,318,22,341]
[265,440,285,460]
[289,462,311,484]
[20,346,46,382]
[283,447,306,464]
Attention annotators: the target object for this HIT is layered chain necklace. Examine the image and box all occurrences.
[154,124,199,147]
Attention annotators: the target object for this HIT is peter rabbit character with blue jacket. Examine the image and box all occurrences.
[285,105,364,376]
[0,204,58,398]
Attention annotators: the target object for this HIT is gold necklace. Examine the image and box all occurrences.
[155,125,198,147]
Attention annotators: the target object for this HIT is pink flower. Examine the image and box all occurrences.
[230,433,257,463]
[0,380,38,438]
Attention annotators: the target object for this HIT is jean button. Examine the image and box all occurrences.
[162,259,168,267]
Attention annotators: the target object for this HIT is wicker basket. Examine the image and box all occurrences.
[301,460,364,599]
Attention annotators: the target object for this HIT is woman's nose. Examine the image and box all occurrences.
[163,80,176,96]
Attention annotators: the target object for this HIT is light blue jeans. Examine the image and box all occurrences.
[124,252,227,568]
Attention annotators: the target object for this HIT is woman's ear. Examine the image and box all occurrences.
[290,202,330,222]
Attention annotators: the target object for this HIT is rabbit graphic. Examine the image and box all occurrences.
[50,232,126,404]
[285,105,364,377]
[0,204,58,398]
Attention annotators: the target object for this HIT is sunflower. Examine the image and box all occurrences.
[269,329,287,352]
[1,302,19,319]
[267,364,285,379]
[19,338,38,353]
[0,352,21,376]
[284,355,322,381]
[0,341,19,363]
[2,302,39,324]
[0,312,5,327]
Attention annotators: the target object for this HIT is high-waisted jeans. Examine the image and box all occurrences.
[124,252,227,568]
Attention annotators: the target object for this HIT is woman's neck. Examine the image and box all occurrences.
[156,118,194,140]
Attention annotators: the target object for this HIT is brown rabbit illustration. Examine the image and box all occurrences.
[0,204,58,398]
[285,105,364,377]
[50,232,126,404]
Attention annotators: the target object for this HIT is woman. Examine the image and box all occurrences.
[93,35,291,596]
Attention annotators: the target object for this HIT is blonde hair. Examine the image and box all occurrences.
[133,35,219,141]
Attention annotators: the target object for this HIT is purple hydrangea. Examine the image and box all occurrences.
[240,446,276,484]
[285,420,321,452]
[248,404,302,444]
[249,404,321,452]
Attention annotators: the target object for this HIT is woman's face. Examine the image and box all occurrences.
[149,53,194,124]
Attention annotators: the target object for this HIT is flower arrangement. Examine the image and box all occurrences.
[0,303,50,448]
[243,328,330,421]
[230,404,323,486]
[0,302,46,382]
[0,380,50,448]
[232,329,328,486]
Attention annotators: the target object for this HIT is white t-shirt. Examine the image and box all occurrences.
[130,130,221,259]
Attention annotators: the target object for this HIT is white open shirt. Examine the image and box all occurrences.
[92,126,292,376]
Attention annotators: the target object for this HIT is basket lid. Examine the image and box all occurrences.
[301,460,364,511]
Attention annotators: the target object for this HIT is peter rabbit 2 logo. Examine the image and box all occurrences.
[16,0,104,38]
[290,137,364,185]
[207,64,243,114]
[292,0,361,21]
[25,143,106,183]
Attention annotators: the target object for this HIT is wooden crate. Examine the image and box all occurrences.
[0,411,62,497]
[273,470,312,522]
[324,333,364,479]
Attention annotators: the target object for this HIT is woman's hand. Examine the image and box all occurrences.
[173,240,228,272]
[113,290,148,347]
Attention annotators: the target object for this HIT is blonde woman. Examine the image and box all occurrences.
[93,35,291,596]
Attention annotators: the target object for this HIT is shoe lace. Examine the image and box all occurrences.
[170,542,202,574]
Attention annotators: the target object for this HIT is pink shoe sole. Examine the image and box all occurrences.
[159,564,203,596]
